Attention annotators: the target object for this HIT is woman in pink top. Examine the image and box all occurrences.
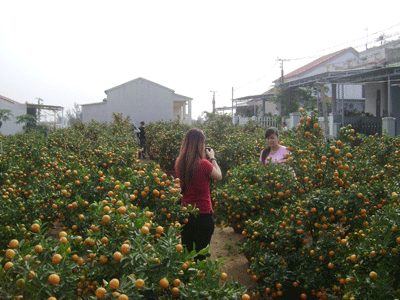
[260,127,289,165]
[175,128,222,260]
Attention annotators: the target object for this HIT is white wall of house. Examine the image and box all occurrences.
[0,100,26,135]
[264,101,277,115]
[81,78,192,125]
[335,84,364,99]
[81,102,108,123]
[288,51,359,81]
[365,83,388,116]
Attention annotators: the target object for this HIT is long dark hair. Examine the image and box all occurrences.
[261,127,280,166]
[176,128,206,189]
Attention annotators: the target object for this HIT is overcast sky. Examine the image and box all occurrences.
[1,0,399,121]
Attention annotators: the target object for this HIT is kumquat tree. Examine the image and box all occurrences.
[1,109,400,300]
[0,114,246,300]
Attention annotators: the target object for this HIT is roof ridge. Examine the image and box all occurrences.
[0,94,21,104]
[274,47,358,82]
[105,77,175,94]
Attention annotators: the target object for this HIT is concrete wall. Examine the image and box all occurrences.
[81,102,108,123]
[0,100,26,135]
[264,101,277,115]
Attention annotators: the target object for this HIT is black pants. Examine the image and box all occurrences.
[181,213,214,260]
[138,139,146,158]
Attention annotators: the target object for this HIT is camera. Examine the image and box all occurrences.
[205,147,212,159]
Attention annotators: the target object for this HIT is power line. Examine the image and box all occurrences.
[233,24,400,92]
[284,24,400,62]
[234,61,279,90]
[212,23,400,105]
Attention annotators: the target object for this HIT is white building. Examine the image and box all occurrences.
[0,95,25,135]
[0,95,64,135]
[275,47,365,115]
[81,77,193,125]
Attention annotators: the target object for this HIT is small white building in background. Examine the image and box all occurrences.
[1,95,65,136]
[81,77,193,125]
[0,95,25,135]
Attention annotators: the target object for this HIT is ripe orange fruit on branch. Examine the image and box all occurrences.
[135,279,145,289]
[109,278,120,289]
[31,223,40,232]
[141,226,149,235]
[52,254,62,265]
[173,278,181,287]
[102,215,111,223]
[95,287,107,299]
[113,251,122,261]
[159,278,169,288]
[4,262,13,270]
[5,249,15,259]
[369,271,378,279]
[9,239,19,248]
[48,274,60,285]
[34,245,43,254]
[121,244,130,254]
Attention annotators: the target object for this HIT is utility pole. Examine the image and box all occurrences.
[231,87,234,117]
[210,91,217,114]
[276,57,290,84]
[36,97,43,124]
[318,82,329,136]
[276,57,290,115]
[365,28,368,50]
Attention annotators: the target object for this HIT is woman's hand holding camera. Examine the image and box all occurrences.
[205,147,215,161]
[205,147,221,180]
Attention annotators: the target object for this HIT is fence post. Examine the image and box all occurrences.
[382,117,396,136]
[289,112,301,130]
[329,113,342,138]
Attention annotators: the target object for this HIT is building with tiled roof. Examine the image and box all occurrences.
[0,95,21,105]
[274,47,359,84]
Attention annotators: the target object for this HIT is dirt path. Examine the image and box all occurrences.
[209,226,255,290]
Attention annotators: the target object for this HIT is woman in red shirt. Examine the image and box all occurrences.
[175,128,222,260]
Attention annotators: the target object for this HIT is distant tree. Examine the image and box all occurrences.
[273,85,317,117]
[15,114,37,132]
[0,109,13,128]
[66,103,82,126]
[201,111,215,122]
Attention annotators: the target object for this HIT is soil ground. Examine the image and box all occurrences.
[209,226,255,290]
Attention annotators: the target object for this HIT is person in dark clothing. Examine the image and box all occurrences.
[138,121,146,159]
